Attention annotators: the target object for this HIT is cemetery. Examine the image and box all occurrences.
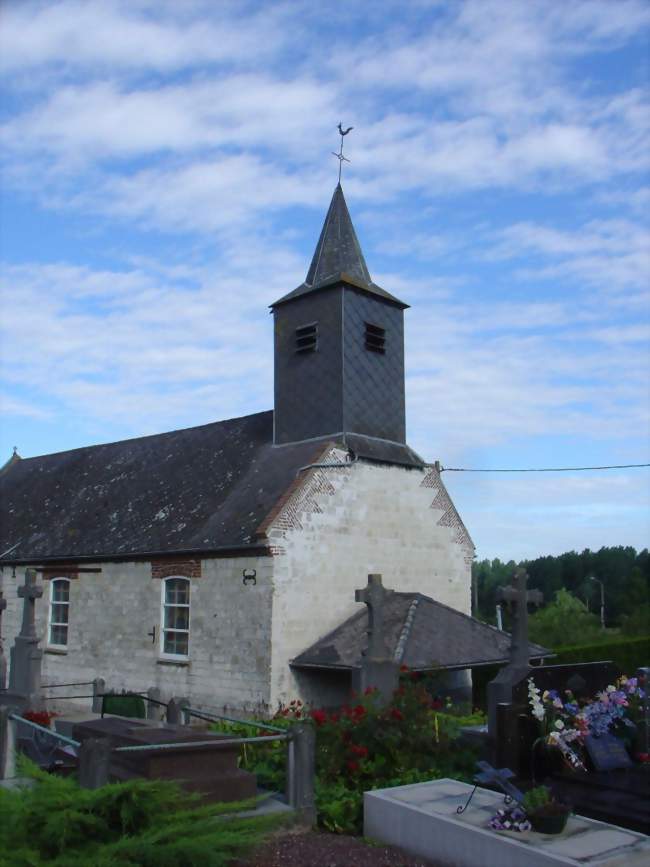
[1,565,648,866]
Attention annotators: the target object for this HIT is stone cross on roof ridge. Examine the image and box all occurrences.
[18,567,43,639]
[355,573,394,660]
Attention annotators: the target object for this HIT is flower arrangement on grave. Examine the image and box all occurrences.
[488,803,531,833]
[521,785,571,834]
[527,674,646,772]
[527,679,587,772]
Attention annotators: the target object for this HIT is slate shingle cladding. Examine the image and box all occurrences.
[0,411,315,563]
[0,411,423,565]
[291,592,550,670]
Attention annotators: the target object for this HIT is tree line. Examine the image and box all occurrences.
[473,546,649,637]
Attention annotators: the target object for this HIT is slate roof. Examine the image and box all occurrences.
[271,185,408,310]
[291,592,550,671]
[0,411,424,565]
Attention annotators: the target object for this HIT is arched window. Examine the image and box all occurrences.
[161,576,190,658]
[49,578,70,647]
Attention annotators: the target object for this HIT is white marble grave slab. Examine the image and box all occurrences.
[364,778,649,867]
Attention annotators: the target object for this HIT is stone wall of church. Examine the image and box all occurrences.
[0,554,273,715]
[266,453,473,705]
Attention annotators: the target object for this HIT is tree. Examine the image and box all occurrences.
[528,589,602,648]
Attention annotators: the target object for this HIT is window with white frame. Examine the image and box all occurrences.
[49,578,70,647]
[161,576,190,657]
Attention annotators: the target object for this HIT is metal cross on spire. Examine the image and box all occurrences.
[332,122,353,184]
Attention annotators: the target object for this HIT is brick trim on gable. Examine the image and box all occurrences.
[421,466,475,565]
[42,567,79,580]
[255,442,336,540]
[151,558,202,580]
[256,443,350,556]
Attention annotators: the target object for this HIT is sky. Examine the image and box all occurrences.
[1,0,649,562]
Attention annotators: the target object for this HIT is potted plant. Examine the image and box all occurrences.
[522,785,571,835]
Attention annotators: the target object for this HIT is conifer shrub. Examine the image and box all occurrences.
[0,760,283,867]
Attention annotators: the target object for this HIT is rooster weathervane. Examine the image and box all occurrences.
[332,122,353,183]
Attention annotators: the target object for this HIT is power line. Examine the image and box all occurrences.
[442,463,650,473]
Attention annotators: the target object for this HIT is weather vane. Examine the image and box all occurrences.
[332,122,353,183]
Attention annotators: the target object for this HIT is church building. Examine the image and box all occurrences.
[0,184,484,714]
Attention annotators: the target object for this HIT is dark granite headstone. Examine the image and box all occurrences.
[584,734,634,771]
[519,661,621,703]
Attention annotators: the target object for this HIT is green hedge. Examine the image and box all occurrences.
[551,635,649,673]
[471,635,649,710]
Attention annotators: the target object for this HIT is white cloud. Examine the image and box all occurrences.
[0,0,288,74]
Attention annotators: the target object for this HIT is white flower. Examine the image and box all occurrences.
[554,719,565,730]
[606,685,616,693]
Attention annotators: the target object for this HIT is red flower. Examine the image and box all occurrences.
[329,713,339,724]
[390,708,404,721]
[350,744,369,757]
[346,760,360,774]
[352,704,366,719]
[431,698,443,710]
[364,686,377,696]
[400,664,409,672]
[310,709,327,726]
[637,753,650,763]
[22,710,56,728]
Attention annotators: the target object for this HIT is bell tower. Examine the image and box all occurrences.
[271,184,409,448]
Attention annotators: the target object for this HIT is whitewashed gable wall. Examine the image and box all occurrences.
[265,452,473,706]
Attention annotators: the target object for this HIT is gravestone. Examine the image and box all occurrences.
[0,593,7,691]
[583,734,634,772]
[523,662,620,702]
[4,569,44,711]
[73,716,257,803]
[486,568,542,767]
[352,574,399,702]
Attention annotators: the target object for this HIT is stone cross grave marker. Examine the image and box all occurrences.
[7,569,44,709]
[17,569,43,639]
[487,568,543,766]
[474,761,524,803]
[355,573,393,659]
[496,568,543,672]
[353,574,399,702]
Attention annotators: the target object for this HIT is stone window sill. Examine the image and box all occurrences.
[156,658,190,668]
[45,647,68,655]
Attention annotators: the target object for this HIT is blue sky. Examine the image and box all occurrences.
[1,0,648,561]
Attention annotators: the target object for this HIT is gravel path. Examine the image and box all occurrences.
[232,829,444,867]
